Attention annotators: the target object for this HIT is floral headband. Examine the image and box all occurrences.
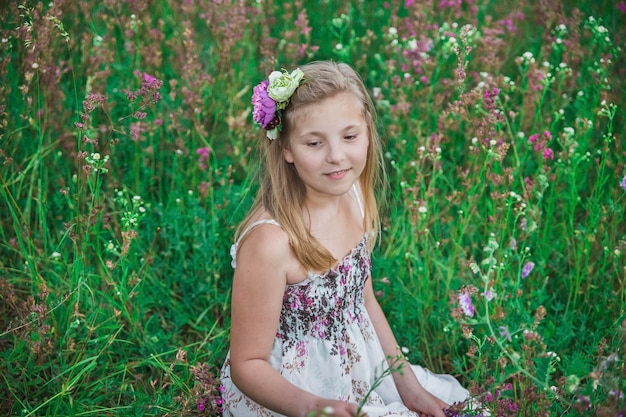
[252,68,304,140]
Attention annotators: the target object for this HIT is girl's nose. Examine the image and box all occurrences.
[326,141,346,163]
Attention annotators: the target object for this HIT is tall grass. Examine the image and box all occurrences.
[1,0,624,415]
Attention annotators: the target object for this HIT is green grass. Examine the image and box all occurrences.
[1,0,625,415]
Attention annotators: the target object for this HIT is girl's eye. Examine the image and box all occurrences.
[306,141,321,147]
[345,134,358,140]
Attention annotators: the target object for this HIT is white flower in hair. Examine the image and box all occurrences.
[267,68,304,104]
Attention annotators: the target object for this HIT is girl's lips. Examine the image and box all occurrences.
[325,168,350,179]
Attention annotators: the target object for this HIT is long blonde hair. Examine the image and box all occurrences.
[237,61,385,271]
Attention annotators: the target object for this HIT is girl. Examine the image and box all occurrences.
[220,61,469,417]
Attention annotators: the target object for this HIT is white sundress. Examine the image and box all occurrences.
[220,217,470,416]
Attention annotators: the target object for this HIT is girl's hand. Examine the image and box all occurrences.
[307,400,367,417]
[402,389,449,417]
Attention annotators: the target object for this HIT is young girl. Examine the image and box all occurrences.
[220,61,469,417]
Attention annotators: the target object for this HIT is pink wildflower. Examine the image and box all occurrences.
[542,148,554,160]
[143,72,156,84]
[196,147,211,170]
[543,130,552,140]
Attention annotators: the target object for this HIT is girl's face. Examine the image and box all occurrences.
[283,92,369,202]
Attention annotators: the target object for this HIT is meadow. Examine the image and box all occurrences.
[0,0,625,415]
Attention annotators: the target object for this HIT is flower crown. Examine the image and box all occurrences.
[252,68,304,140]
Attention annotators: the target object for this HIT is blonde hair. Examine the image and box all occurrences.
[237,61,385,271]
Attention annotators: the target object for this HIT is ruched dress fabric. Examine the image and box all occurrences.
[220,223,469,417]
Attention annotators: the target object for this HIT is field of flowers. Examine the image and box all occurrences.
[1,0,625,415]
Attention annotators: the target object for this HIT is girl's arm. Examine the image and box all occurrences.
[363,277,448,417]
[229,225,360,417]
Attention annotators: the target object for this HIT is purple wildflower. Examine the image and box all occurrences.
[252,80,279,129]
[498,326,511,341]
[519,218,527,231]
[481,289,495,301]
[620,174,626,191]
[458,291,474,317]
[521,261,535,279]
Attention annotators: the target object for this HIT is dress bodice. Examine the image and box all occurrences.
[277,235,371,349]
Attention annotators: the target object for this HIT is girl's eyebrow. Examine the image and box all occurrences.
[297,124,363,138]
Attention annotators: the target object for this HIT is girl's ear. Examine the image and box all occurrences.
[283,147,294,164]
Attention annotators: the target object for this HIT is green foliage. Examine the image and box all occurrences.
[0,0,624,415]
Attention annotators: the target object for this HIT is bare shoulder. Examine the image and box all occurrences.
[235,221,292,277]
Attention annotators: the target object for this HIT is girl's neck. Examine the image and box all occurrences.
[304,188,362,239]
[303,194,343,217]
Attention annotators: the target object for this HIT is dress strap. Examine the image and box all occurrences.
[352,183,364,219]
[230,219,281,269]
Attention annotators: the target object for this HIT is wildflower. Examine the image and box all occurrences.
[620,174,626,191]
[322,406,335,415]
[418,206,427,214]
[542,148,554,160]
[543,130,552,140]
[481,288,495,301]
[130,124,141,141]
[498,326,511,341]
[521,261,535,279]
[458,291,474,317]
[196,147,211,170]
[294,11,311,36]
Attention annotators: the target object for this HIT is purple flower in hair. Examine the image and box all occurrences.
[252,80,279,131]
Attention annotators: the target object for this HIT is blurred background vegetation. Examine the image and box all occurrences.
[0,0,624,415]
